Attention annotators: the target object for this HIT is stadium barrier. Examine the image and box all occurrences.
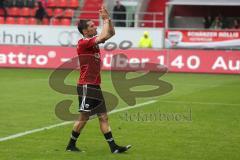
[0,45,239,74]
[166,29,240,49]
[0,25,164,48]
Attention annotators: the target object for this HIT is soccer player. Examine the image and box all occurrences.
[65,6,131,153]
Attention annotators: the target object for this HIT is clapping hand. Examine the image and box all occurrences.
[99,5,110,20]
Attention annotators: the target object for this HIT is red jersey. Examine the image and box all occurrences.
[77,36,101,85]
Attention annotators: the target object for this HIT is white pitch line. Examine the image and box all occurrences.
[159,100,240,106]
[109,100,157,114]
[0,100,157,142]
[0,121,72,142]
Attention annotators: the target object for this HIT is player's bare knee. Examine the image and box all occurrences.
[98,114,108,122]
[79,112,90,121]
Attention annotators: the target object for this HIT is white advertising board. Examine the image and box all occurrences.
[0,25,164,48]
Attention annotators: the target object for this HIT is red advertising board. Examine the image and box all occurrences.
[0,45,239,74]
[165,30,240,49]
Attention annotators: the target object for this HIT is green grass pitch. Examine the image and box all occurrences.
[0,68,239,160]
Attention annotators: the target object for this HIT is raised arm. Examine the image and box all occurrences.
[96,6,115,44]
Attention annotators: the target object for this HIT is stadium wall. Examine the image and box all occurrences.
[0,45,239,74]
[0,25,239,74]
[0,25,164,48]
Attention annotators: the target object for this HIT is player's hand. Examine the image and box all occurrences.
[99,5,109,20]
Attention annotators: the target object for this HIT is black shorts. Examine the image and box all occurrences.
[77,84,107,115]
